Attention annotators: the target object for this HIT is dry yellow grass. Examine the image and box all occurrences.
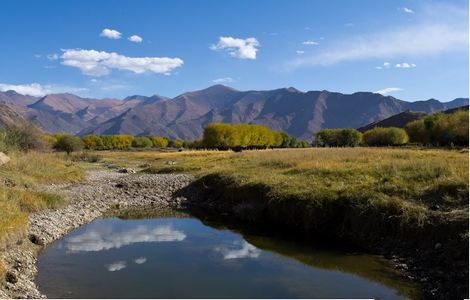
[99,147,468,210]
[0,151,84,278]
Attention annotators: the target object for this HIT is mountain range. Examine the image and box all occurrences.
[0,85,468,140]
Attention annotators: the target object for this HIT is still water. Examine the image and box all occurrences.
[36,211,419,299]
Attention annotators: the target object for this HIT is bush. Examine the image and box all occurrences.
[150,136,169,148]
[315,128,362,147]
[132,136,153,148]
[363,127,409,146]
[53,135,84,154]
[82,135,104,150]
[0,124,44,152]
[70,152,102,163]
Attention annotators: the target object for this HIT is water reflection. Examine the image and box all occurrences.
[134,257,147,264]
[106,261,126,272]
[66,224,186,252]
[37,214,420,299]
[215,241,261,260]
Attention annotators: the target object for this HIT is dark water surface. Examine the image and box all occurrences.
[36,211,419,299]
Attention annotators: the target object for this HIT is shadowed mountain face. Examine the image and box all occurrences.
[1,85,468,140]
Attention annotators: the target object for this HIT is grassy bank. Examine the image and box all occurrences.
[98,147,468,297]
[99,148,468,239]
[0,152,83,279]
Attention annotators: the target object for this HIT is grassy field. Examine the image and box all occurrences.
[0,152,83,278]
[99,147,468,212]
[98,147,468,255]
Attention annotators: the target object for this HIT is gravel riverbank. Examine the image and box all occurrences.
[0,170,194,299]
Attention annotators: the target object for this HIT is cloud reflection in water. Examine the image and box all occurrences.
[66,225,186,252]
[216,241,261,260]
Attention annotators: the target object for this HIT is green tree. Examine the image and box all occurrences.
[169,139,184,148]
[362,127,409,146]
[132,136,153,148]
[150,136,169,148]
[53,135,84,154]
[315,128,362,147]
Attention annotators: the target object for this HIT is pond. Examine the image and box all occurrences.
[36,210,419,299]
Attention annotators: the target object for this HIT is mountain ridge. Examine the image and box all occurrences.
[0,85,467,140]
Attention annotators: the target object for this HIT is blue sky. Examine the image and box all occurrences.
[0,0,468,101]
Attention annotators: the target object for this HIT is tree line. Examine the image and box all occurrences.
[314,109,468,147]
[42,109,468,154]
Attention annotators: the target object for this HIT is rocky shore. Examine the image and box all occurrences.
[0,170,194,299]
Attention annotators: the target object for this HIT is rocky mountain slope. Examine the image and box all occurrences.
[1,85,467,140]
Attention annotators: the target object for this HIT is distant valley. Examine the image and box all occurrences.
[0,85,468,140]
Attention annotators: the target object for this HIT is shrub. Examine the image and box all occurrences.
[315,128,362,147]
[0,124,44,152]
[53,135,85,154]
[150,136,169,148]
[82,135,104,150]
[363,127,409,146]
[132,136,153,148]
[70,152,102,163]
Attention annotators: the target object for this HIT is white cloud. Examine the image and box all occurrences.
[375,87,403,95]
[286,4,467,69]
[134,257,147,264]
[46,53,59,61]
[375,62,391,69]
[296,50,305,55]
[66,224,186,252]
[128,35,143,43]
[215,241,261,260]
[61,49,183,77]
[395,62,416,68]
[210,36,260,60]
[106,261,126,272]
[0,82,87,97]
[212,77,234,84]
[302,40,319,45]
[403,7,414,14]
[100,28,122,39]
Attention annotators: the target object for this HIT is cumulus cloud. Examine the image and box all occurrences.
[60,49,183,77]
[375,87,403,95]
[210,36,259,59]
[395,62,416,68]
[100,28,122,39]
[134,257,147,264]
[296,50,305,55]
[215,241,261,260]
[65,224,186,252]
[128,35,143,43]
[212,77,234,84]
[403,7,414,14]
[0,82,87,97]
[286,3,467,69]
[302,40,319,45]
[106,261,126,272]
